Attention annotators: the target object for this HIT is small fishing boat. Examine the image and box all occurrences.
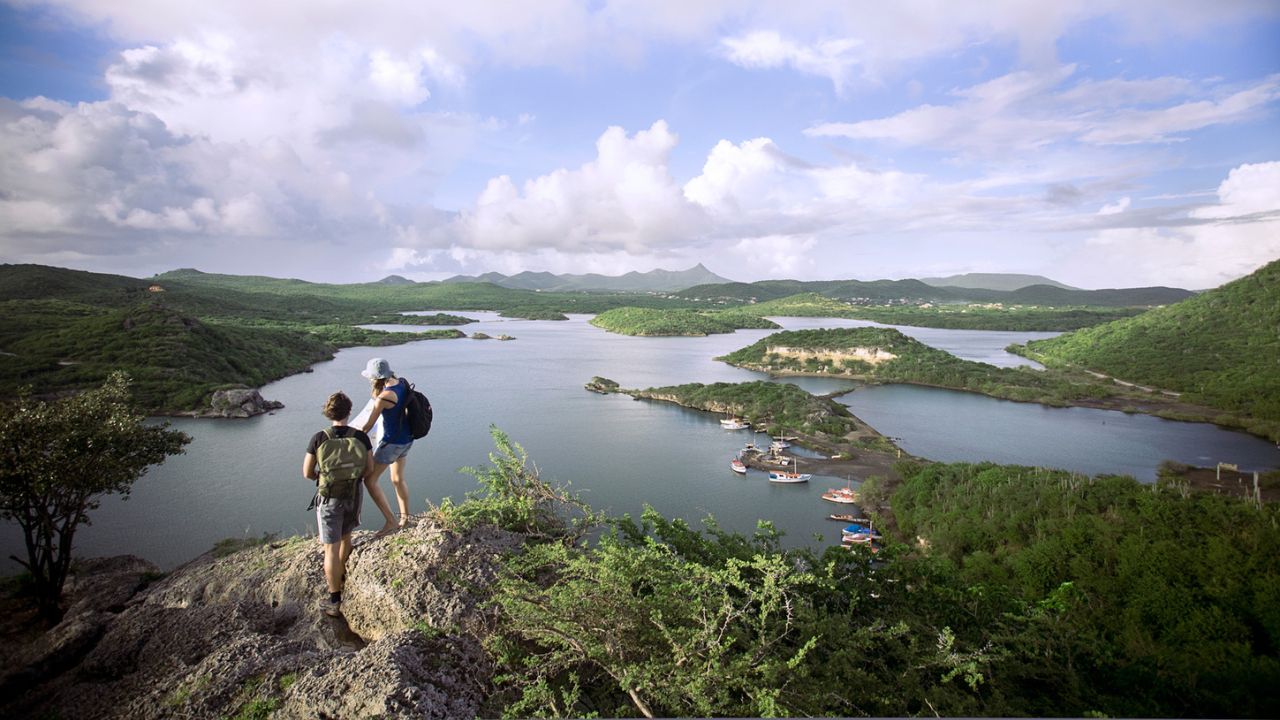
[827,513,866,522]
[720,418,749,430]
[822,488,858,504]
[770,440,790,451]
[822,477,860,504]
[730,459,747,474]
[768,457,811,484]
[841,523,881,539]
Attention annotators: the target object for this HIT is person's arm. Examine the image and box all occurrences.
[303,452,318,481]
[360,392,397,434]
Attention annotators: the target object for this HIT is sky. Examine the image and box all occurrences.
[0,1,1278,289]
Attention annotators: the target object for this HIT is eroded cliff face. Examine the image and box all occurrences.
[1,521,525,719]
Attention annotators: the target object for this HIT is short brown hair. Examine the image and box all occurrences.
[322,392,352,421]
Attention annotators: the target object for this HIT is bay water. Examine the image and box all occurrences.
[4,313,1276,571]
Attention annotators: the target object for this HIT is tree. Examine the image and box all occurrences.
[0,372,189,623]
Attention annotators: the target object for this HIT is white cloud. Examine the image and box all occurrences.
[720,31,863,92]
[1063,161,1280,287]
[808,70,1280,153]
[1098,197,1130,215]
[447,121,705,253]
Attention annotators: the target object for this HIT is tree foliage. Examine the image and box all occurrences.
[0,372,189,622]
[1024,257,1280,426]
[477,430,1280,718]
[590,307,778,336]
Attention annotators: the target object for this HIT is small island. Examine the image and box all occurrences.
[589,307,779,336]
[499,308,569,321]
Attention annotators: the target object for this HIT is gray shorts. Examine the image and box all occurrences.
[373,440,413,465]
[316,484,362,544]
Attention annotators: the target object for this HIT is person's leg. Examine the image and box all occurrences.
[339,533,353,566]
[364,460,398,534]
[390,455,411,526]
[323,541,343,593]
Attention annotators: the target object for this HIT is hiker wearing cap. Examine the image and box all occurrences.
[359,357,414,536]
[303,391,373,617]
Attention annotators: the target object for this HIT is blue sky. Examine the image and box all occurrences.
[1,1,1278,288]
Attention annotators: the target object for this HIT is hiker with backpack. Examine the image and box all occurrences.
[358,357,422,536]
[303,391,374,617]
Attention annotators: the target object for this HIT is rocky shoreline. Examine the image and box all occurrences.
[1,519,520,719]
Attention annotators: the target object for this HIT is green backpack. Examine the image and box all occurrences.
[314,427,366,500]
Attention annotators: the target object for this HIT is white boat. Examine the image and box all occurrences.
[768,458,811,484]
[770,439,790,451]
[720,418,749,430]
[822,477,860,504]
[730,459,747,474]
[822,486,859,504]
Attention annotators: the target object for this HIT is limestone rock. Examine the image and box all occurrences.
[205,387,285,418]
[2,520,522,719]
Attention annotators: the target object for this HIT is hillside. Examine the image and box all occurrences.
[0,265,468,411]
[719,327,1116,406]
[677,276,1192,307]
[155,268,701,314]
[589,307,778,336]
[442,263,732,293]
[6,432,1277,718]
[1021,258,1280,430]
[920,272,1078,291]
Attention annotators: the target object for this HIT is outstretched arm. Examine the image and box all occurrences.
[360,392,396,434]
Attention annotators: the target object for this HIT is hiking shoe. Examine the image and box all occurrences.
[320,597,342,617]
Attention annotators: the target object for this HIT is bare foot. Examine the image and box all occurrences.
[398,514,416,529]
[373,522,398,538]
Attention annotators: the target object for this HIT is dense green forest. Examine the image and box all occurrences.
[458,432,1280,717]
[720,327,1116,406]
[676,276,1193,307]
[724,292,1144,331]
[1021,258,1280,430]
[589,307,779,336]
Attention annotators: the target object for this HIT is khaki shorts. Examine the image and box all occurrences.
[315,484,362,544]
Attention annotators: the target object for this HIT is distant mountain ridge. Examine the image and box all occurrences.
[442,263,732,293]
[920,273,1079,292]
[675,277,1192,307]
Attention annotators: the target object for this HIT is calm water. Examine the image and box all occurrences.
[841,385,1279,480]
[4,314,1275,570]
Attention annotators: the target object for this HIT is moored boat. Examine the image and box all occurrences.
[720,417,750,430]
[821,487,858,503]
[730,459,747,474]
[768,457,811,483]
[827,513,866,522]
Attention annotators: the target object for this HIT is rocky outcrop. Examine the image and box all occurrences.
[2,520,524,720]
[584,376,620,394]
[200,387,285,418]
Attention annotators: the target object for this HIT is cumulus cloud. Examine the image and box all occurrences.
[1062,162,1280,287]
[445,121,705,253]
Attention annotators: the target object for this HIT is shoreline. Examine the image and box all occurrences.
[745,366,1279,444]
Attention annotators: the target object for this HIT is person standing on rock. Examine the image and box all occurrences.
[303,391,373,617]
[359,357,414,536]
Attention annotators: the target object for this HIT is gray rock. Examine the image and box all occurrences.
[206,387,285,418]
[3,521,520,719]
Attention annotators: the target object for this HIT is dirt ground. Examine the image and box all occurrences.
[1168,466,1278,503]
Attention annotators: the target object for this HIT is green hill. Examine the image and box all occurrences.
[920,272,1078,291]
[720,327,1114,406]
[676,276,1192,307]
[0,265,467,411]
[589,307,778,336]
[1021,258,1280,429]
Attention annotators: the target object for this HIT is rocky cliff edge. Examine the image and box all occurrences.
[1,520,526,719]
